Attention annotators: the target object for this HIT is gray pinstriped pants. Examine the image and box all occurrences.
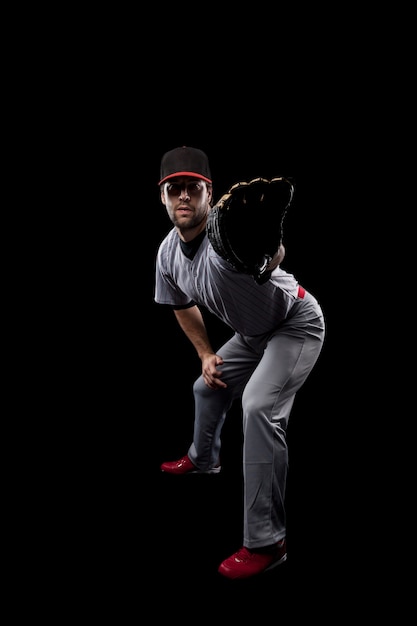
[188,291,325,549]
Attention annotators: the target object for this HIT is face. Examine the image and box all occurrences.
[161,176,212,238]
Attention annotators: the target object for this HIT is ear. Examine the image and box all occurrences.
[160,189,167,206]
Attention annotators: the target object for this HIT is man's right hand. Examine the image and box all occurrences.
[201,353,227,389]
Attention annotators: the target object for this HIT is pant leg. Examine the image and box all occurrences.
[188,333,262,471]
[242,294,325,548]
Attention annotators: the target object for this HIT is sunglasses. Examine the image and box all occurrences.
[166,182,203,196]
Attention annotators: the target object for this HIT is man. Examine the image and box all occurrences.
[154,146,325,579]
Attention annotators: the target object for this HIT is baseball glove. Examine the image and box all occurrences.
[207,177,294,284]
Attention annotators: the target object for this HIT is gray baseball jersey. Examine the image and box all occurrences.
[154,228,302,337]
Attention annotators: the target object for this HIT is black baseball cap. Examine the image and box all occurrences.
[158,146,212,185]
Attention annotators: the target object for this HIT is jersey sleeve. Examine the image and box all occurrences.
[154,243,193,307]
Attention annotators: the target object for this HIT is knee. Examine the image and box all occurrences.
[193,376,211,398]
[242,388,260,417]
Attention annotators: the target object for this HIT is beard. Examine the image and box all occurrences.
[173,206,208,233]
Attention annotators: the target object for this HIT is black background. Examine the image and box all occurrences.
[21,18,405,619]
[51,100,380,618]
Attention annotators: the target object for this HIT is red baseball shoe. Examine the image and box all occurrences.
[160,454,221,475]
[218,539,287,579]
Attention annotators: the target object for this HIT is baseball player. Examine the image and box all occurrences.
[154,146,326,579]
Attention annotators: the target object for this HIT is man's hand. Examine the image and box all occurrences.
[201,353,227,389]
